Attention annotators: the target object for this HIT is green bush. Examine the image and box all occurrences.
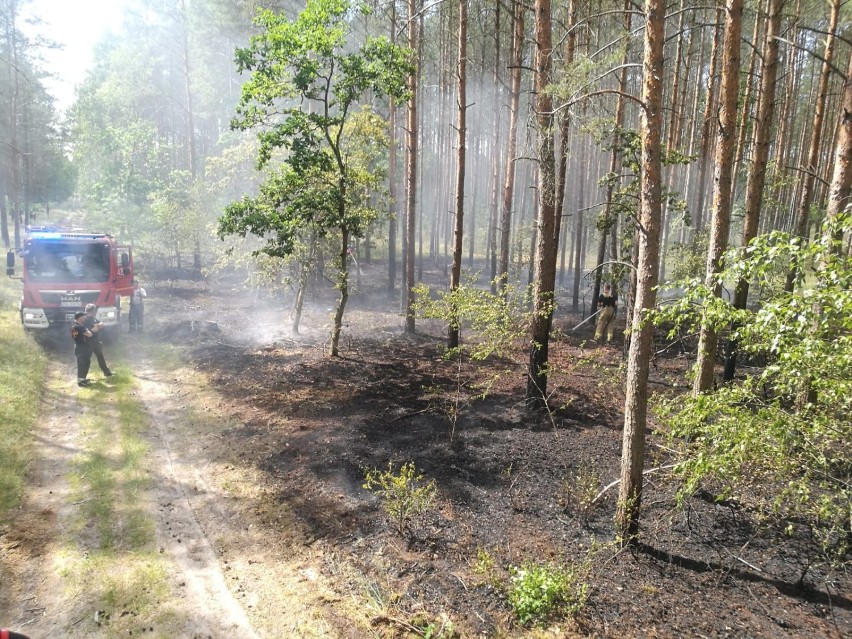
[651,214,852,568]
[508,561,588,626]
[363,461,437,535]
[412,277,529,362]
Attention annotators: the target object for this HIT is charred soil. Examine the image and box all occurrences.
[150,266,850,639]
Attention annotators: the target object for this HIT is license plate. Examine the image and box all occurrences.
[65,312,76,321]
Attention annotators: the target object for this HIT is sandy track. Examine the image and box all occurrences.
[135,353,259,638]
[1,349,260,638]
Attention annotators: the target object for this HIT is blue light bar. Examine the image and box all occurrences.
[28,232,64,239]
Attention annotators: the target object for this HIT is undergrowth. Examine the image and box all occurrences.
[0,279,47,515]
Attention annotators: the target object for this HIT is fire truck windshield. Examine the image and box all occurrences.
[25,242,111,283]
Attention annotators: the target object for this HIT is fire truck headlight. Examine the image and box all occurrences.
[24,312,36,320]
[103,310,116,320]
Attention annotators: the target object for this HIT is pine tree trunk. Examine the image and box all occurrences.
[405,0,419,333]
[691,8,722,235]
[731,4,763,198]
[498,1,524,294]
[449,0,468,350]
[723,0,784,381]
[616,0,665,544]
[387,3,398,297]
[692,0,744,394]
[554,0,577,286]
[659,0,688,281]
[824,49,852,233]
[572,138,586,312]
[488,2,502,291]
[526,0,557,404]
[785,0,840,291]
[592,0,631,310]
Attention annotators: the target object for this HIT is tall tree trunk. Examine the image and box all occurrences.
[785,0,839,291]
[592,0,631,310]
[178,0,196,178]
[800,48,852,407]
[449,0,468,350]
[489,2,502,291]
[554,0,577,283]
[678,22,707,244]
[659,0,688,281]
[731,3,763,198]
[773,0,801,234]
[824,48,852,236]
[526,0,558,405]
[498,0,524,294]
[616,0,664,543]
[6,2,21,248]
[405,0,419,333]
[572,138,586,312]
[388,2,398,297]
[723,0,784,381]
[692,0,744,394]
[0,197,8,248]
[691,8,722,235]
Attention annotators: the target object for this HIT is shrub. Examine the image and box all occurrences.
[363,461,437,535]
[507,561,589,626]
[560,462,602,521]
[651,214,852,571]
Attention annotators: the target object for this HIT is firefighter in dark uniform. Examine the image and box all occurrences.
[71,311,93,387]
[83,303,113,378]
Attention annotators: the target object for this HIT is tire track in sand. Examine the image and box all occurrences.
[133,353,259,638]
[2,350,259,638]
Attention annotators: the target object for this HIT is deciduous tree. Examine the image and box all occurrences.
[217,0,412,356]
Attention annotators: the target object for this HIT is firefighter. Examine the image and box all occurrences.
[70,311,93,387]
[83,303,113,377]
[594,283,618,342]
[129,278,147,333]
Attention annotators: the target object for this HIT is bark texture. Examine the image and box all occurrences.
[526,0,557,405]
[692,0,744,394]
[616,0,664,542]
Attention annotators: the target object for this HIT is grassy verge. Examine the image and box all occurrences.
[61,369,175,635]
[0,279,47,515]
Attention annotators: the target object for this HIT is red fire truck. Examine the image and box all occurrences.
[6,227,134,331]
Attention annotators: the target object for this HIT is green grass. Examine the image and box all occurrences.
[64,365,173,634]
[0,278,183,634]
[58,548,174,635]
[0,279,47,515]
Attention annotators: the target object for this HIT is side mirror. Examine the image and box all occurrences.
[121,252,130,268]
[6,250,14,276]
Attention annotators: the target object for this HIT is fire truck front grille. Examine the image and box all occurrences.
[39,291,103,307]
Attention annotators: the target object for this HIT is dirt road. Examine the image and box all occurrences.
[0,335,330,638]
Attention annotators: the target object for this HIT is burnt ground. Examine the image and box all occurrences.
[146,264,850,639]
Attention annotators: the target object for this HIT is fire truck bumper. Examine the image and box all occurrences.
[96,307,121,327]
